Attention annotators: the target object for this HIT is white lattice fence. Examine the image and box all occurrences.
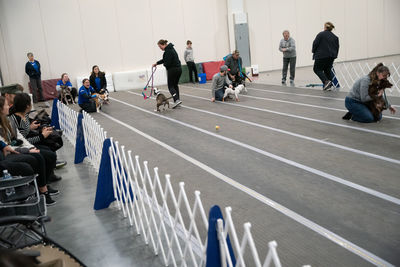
[217,207,282,267]
[332,62,400,94]
[57,103,292,267]
[57,101,78,144]
[82,111,107,171]
[109,139,208,266]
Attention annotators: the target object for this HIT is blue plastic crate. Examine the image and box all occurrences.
[198,73,207,84]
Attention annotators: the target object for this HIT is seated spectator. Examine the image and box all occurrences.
[0,96,58,205]
[8,93,64,182]
[224,50,244,86]
[0,83,24,115]
[211,65,232,102]
[343,63,397,123]
[56,73,77,104]
[90,65,108,94]
[0,140,34,177]
[78,78,98,113]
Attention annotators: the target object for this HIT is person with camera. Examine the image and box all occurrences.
[0,96,58,205]
[8,93,65,182]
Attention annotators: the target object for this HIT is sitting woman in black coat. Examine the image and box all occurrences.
[89,65,107,94]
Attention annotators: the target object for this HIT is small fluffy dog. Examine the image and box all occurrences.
[154,88,172,112]
[60,85,75,105]
[223,84,247,102]
[93,89,109,111]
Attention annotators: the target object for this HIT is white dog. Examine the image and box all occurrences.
[223,84,247,102]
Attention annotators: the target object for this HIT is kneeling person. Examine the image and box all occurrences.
[78,78,98,113]
[211,65,232,102]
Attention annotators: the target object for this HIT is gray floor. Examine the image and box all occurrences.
[46,82,400,266]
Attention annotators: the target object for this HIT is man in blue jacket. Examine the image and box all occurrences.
[25,52,44,102]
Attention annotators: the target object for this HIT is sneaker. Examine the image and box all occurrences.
[290,80,295,86]
[42,192,56,206]
[342,112,352,120]
[172,100,182,109]
[48,174,62,183]
[281,80,286,85]
[323,80,332,91]
[47,185,59,196]
[56,160,67,169]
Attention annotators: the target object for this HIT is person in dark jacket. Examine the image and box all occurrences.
[78,78,98,113]
[153,39,182,108]
[224,50,243,85]
[25,52,44,102]
[312,22,339,91]
[89,65,108,94]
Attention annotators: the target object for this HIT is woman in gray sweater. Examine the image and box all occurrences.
[343,63,396,122]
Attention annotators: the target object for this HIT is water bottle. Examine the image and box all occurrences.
[2,170,15,197]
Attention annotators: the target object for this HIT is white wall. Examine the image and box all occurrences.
[0,0,229,89]
[0,0,399,87]
[244,0,400,72]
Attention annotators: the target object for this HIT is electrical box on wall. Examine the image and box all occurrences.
[233,13,251,67]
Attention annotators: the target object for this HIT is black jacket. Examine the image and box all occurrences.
[312,30,339,60]
[156,43,181,70]
[89,73,107,93]
[25,60,41,78]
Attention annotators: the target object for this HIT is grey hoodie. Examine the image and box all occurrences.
[279,37,296,58]
[347,75,391,107]
[184,47,194,62]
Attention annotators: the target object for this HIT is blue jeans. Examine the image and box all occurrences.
[215,88,225,101]
[345,96,381,123]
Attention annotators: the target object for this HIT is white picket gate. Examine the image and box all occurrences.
[56,102,292,267]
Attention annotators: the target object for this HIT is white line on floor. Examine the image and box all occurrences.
[100,110,394,267]
[246,86,346,101]
[182,85,400,120]
[247,86,400,109]
[109,95,400,207]
[176,87,400,139]
[126,91,400,165]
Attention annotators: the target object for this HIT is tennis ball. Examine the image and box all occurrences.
[215,125,220,130]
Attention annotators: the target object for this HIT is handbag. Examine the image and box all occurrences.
[40,129,63,152]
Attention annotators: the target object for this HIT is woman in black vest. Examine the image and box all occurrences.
[153,39,182,108]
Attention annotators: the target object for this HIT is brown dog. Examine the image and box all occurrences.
[60,85,75,105]
[154,88,172,112]
[366,79,392,121]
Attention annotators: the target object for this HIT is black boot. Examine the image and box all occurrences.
[342,112,352,120]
